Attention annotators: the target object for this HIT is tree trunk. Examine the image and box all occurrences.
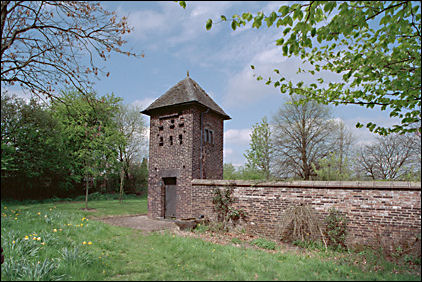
[119,166,125,204]
[85,174,89,209]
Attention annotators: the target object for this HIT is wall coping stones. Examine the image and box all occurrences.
[191,179,421,190]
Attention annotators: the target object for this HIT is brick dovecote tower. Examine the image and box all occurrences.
[141,74,230,219]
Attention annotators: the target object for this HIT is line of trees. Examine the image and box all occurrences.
[228,96,421,181]
[1,91,148,201]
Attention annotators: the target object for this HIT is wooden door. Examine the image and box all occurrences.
[164,178,177,218]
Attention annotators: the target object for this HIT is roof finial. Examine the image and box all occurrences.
[187,70,189,77]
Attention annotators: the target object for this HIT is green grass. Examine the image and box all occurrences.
[1,197,420,281]
[250,238,277,250]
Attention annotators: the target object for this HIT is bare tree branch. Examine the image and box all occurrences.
[1,1,143,99]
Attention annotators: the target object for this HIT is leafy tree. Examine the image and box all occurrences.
[1,94,74,199]
[136,157,149,194]
[1,1,142,98]
[223,163,266,180]
[312,152,353,181]
[355,133,421,180]
[223,163,238,180]
[271,96,337,180]
[243,117,272,180]
[115,104,147,202]
[328,119,354,177]
[205,1,421,135]
[1,93,20,174]
[237,166,266,180]
[51,90,123,208]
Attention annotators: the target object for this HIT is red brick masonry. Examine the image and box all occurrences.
[191,179,421,246]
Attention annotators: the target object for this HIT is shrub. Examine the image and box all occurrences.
[212,187,246,232]
[276,204,327,249]
[324,208,348,250]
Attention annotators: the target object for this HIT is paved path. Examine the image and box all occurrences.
[98,215,178,232]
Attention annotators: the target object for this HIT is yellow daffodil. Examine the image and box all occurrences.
[53,229,57,232]
[12,240,15,244]
[80,223,83,227]
[82,241,87,245]
[37,212,41,215]
[88,241,92,245]
[24,236,29,240]
[37,237,41,241]
[59,229,62,232]
[41,242,45,245]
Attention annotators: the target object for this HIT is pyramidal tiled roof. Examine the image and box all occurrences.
[141,76,231,120]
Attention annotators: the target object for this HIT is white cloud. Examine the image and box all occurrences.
[117,1,235,48]
[124,9,171,40]
[224,128,251,146]
[223,128,252,165]
[131,97,155,109]
[223,147,233,158]
[222,47,287,108]
[262,1,289,14]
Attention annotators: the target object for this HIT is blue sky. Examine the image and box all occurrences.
[8,1,401,166]
[98,1,401,166]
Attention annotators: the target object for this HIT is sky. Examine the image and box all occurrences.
[7,1,402,167]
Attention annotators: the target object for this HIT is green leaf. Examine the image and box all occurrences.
[282,45,289,55]
[276,38,284,46]
[178,1,186,9]
[278,5,290,17]
[242,12,252,21]
[323,2,336,13]
[265,11,278,27]
[220,15,227,21]
[250,65,255,70]
[286,16,293,26]
[231,20,237,30]
[206,19,213,30]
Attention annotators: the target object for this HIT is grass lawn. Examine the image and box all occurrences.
[1,197,420,281]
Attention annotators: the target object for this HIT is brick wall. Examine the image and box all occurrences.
[148,106,194,218]
[191,179,421,246]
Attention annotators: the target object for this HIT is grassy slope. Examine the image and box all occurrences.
[1,197,419,281]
